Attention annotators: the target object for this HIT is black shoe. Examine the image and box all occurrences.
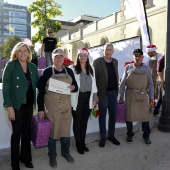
[145,138,151,145]
[108,137,120,145]
[126,136,133,143]
[82,144,89,152]
[12,167,20,170]
[62,154,75,164]
[24,163,34,168]
[76,142,84,154]
[99,139,106,147]
[49,158,57,168]
[21,160,33,168]
[81,141,89,152]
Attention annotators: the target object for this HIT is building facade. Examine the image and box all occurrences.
[0,0,31,45]
[58,0,166,60]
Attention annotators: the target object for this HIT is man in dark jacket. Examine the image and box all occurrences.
[93,43,120,147]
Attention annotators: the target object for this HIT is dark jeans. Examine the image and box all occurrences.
[48,137,70,159]
[11,104,33,168]
[154,81,163,114]
[126,121,150,139]
[72,92,91,142]
[98,90,117,139]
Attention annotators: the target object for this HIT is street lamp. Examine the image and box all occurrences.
[158,0,170,132]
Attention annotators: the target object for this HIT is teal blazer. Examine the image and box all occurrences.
[2,59,39,110]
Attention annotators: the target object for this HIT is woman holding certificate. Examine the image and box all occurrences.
[70,48,98,154]
[37,48,78,168]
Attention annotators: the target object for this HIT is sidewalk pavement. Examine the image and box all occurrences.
[0,114,170,170]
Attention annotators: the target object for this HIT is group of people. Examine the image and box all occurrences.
[146,44,165,116]
[2,32,164,170]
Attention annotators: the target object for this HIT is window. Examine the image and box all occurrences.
[143,0,147,5]
[14,12,27,19]
[3,12,9,16]
[15,32,27,37]
[14,19,27,24]
[144,0,153,8]
[3,31,9,36]
[3,18,9,23]
[14,25,27,31]
[4,4,12,8]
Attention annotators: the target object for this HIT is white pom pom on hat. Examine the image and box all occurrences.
[77,48,89,56]
[146,44,157,52]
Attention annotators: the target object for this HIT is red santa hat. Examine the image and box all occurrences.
[124,61,134,67]
[77,48,89,56]
[146,44,157,52]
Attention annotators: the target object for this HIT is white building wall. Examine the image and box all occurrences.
[60,0,166,60]
[83,22,97,35]
[97,14,116,30]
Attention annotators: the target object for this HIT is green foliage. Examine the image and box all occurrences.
[57,41,64,48]
[0,36,22,59]
[28,0,62,44]
[30,45,38,59]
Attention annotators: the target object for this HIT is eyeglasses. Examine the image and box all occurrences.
[48,32,52,33]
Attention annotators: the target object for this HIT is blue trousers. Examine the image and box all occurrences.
[98,90,117,139]
[48,137,70,159]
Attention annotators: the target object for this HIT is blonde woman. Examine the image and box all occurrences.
[2,42,39,170]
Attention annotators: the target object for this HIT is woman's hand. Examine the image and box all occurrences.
[93,100,97,107]
[6,106,15,121]
[119,98,124,104]
[38,111,45,119]
[70,85,75,92]
[150,99,155,108]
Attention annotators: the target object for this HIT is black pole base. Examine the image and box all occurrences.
[158,116,170,132]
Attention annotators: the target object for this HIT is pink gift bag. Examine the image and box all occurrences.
[31,115,51,148]
[38,57,46,69]
[116,103,126,123]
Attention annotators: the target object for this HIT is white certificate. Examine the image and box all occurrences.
[48,78,70,95]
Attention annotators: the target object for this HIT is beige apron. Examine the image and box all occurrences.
[44,67,72,139]
[125,70,149,122]
[149,59,157,95]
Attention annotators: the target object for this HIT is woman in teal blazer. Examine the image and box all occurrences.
[2,42,39,170]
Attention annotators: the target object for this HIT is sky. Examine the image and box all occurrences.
[5,0,121,21]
